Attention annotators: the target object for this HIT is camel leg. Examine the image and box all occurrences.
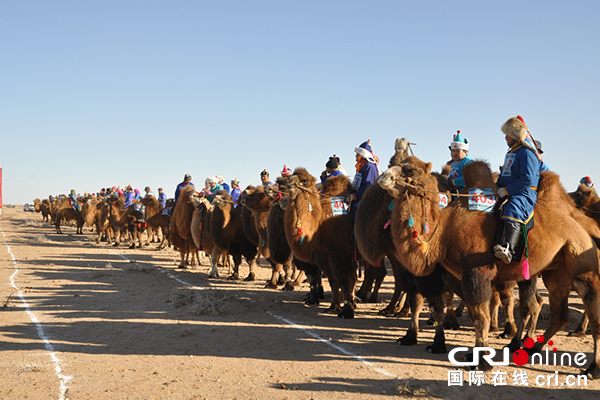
[282,261,295,291]
[426,294,447,354]
[292,267,305,287]
[367,263,387,303]
[489,288,501,333]
[265,262,282,289]
[301,261,322,305]
[336,254,358,319]
[397,292,424,346]
[571,270,600,378]
[528,268,571,356]
[508,275,543,352]
[228,251,242,280]
[569,313,589,337]
[462,267,493,371]
[496,281,517,339]
[380,255,405,315]
[356,263,376,302]
[208,247,221,278]
[442,290,460,330]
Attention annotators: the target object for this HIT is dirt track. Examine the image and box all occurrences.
[1,208,599,399]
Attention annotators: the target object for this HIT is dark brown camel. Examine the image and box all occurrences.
[284,168,357,318]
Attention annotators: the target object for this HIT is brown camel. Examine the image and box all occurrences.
[54,198,84,234]
[242,184,294,289]
[284,168,357,318]
[170,187,200,268]
[203,190,259,280]
[378,156,600,377]
[81,197,113,244]
[107,197,137,246]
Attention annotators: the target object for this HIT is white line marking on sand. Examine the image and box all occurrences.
[1,229,73,400]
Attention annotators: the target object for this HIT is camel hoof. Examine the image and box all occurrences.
[283,282,295,291]
[489,326,499,333]
[426,343,447,354]
[568,330,587,338]
[129,244,135,249]
[227,273,239,280]
[498,328,517,339]
[581,362,600,379]
[337,304,354,319]
[264,281,278,290]
[443,320,461,330]
[379,306,396,316]
[244,273,255,282]
[113,243,119,247]
[178,264,186,269]
[397,332,417,346]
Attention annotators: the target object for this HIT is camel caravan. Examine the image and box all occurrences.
[31,116,600,378]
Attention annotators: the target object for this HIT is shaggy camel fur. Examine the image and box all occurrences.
[203,190,259,280]
[355,163,462,352]
[285,168,356,318]
[170,187,200,268]
[82,197,113,244]
[34,198,53,222]
[265,179,321,302]
[378,156,600,376]
[54,198,84,234]
[242,185,294,289]
[571,183,600,226]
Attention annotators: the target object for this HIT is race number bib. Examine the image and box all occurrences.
[468,188,496,213]
[438,193,449,209]
[330,197,349,216]
[352,173,363,191]
[501,153,516,177]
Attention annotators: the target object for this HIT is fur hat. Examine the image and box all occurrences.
[216,175,224,182]
[184,174,192,181]
[231,179,239,186]
[501,116,528,142]
[325,157,339,169]
[261,169,269,177]
[449,130,469,151]
[581,176,594,188]
[281,165,292,176]
[207,176,218,184]
[355,140,374,160]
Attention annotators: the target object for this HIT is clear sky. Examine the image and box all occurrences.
[1,1,598,204]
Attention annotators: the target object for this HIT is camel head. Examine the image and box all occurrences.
[287,167,317,199]
[264,182,285,202]
[571,183,600,209]
[378,156,433,198]
[239,185,257,207]
[189,191,210,210]
[242,184,271,212]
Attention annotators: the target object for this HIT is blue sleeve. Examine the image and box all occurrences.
[506,150,540,195]
[354,163,379,202]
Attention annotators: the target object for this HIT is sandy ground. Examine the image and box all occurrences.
[1,207,599,400]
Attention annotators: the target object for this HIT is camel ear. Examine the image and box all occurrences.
[425,162,433,176]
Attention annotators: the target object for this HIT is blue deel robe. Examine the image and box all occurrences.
[496,143,540,224]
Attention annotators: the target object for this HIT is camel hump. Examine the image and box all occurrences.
[463,159,495,189]
[322,175,352,197]
[537,170,563,199]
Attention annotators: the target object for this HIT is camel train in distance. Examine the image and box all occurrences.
[33,137,600,378]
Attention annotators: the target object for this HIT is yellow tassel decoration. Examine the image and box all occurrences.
[421,241,428,253]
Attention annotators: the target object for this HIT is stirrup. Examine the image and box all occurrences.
[494,243,512,264]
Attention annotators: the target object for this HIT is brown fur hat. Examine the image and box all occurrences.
[501,116,528,142]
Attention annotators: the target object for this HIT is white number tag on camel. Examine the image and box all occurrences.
[331,197,349,216]
[468,188,496,213]
[439,193,449,209]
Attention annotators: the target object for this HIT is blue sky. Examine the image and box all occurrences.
[1,1,598,204]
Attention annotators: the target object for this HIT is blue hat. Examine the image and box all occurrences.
[449,130,469,151]
[355,140,374,160]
